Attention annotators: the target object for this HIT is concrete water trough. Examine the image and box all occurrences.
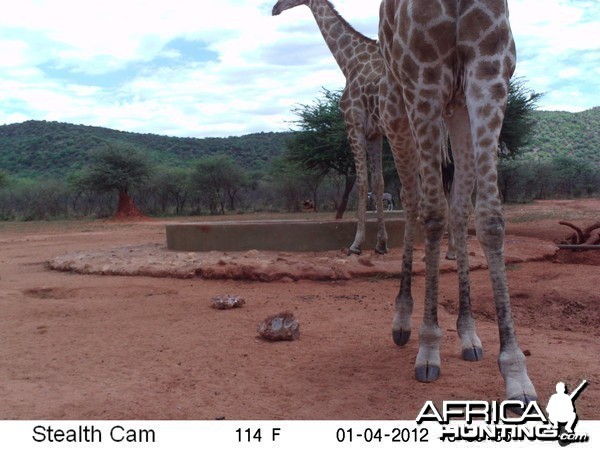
[166,212,419,252]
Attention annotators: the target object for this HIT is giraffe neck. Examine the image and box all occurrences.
[307,0,376,79]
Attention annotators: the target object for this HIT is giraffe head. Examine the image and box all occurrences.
[272,0,309,16]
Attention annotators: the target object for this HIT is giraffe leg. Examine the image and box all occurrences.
[445,211,457,260]
[381,82,419,346]
[415,207,444,382]
[415,199,445,382]
[465,77,537,404]
[347,132,368,256]
[367,137,388,254]
[482,228,535,405]
[392,177,418,345]
[444,103,483,362]
[413,116,446,383]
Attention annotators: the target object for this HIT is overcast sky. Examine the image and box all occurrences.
[1,0,598,138]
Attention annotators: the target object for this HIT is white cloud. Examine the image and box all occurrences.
[510,0,600,110]
[0,40,31,67]
[558,67,581,78]
[0,0,598,137]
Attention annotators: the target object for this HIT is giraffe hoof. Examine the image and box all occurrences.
[506,394,538,414]
[392,329,411,346]
[415,364,440,383]
[462,346,483,362]
[375,245,388,254]
[348,247,362,256]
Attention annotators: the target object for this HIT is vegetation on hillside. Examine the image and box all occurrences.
[0,120,292,177]
[0,92,598,221]
[520,107,600,165]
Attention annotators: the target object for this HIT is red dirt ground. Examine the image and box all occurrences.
[0,199,598,420]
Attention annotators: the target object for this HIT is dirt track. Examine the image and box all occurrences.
[0,199,598,420]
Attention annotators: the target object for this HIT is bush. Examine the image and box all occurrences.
[497,157,600,203]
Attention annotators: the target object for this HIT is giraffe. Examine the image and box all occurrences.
[272,0,389,254]
[378,0,537,404]
[272,0,457,259]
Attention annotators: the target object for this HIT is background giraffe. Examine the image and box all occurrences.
[271,2,427,346]
[272,0,389,254]
[378,0,537,405]
[273,0,456,260]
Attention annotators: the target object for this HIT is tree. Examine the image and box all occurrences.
[267,157,306,212]
[0,176,71,220]
[78,143,152,218]
[147,166,192,215]
[500,77,544,158]
[189,154,249,215]
[497,159,534,202]
[286,88,356,218]
[551,156,598,197]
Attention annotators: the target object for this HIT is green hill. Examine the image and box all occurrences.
[1,107,598,179]
[521,107,600,165]
[0,120,293,178]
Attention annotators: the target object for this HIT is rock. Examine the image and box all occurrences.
[211,294,245,310]
[358,256,374,267]
[257,311,300,341]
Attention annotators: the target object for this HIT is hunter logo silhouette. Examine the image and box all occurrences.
[546,380,588,445]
